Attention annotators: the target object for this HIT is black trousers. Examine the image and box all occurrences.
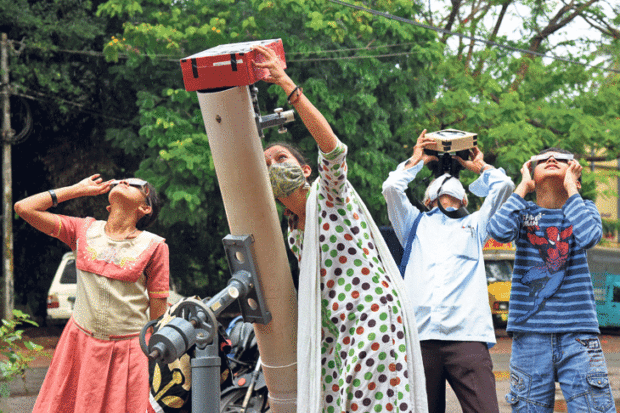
[420,340,500,413]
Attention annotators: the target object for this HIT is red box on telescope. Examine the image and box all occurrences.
[180,39,286,92]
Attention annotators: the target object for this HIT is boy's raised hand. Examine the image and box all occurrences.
[564,160,582,195]
[516,160,536,197]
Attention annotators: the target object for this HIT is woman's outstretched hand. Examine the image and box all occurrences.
[253,43,336,153]
[252,44,291,87]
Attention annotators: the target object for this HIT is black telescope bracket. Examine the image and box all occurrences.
[250,85,295,137]
[139,234,271,413]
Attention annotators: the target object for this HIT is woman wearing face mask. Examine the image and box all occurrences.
[254,45,428,413]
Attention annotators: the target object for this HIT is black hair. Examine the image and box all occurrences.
[265,141,315,183]
[137,182,161,230]
[537,147,573,157]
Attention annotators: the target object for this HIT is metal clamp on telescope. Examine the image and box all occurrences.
[250,85,295,137]
[139,234,270,413]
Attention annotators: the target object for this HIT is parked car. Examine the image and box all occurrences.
[47,251,184,324]
[46,252,77,323]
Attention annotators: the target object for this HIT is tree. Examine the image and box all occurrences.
[405,0,620,208]
[1,0,143,320]
[96,0,445,291]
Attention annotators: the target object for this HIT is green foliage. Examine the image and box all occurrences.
[7,0,620,311]
[401,0,620,206]
[0,310,43,401]
[2,0,108,114]
[93,0,444,293]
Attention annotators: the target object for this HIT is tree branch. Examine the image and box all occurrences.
[441,0,463,43]
[581,15,620,39]
[526,118,562,135]
[510,0,600,91]
[473,0,512,77]
[465,1,494,71]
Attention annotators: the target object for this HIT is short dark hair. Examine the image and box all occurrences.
[537,147,573,157]
[137,182,160,230]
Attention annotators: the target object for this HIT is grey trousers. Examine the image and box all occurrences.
[420,340,500,413]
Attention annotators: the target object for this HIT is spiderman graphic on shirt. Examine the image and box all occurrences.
[515,224,573,324]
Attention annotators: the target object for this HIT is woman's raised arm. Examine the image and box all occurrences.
[252,45,337,154]
[14,174,112,236]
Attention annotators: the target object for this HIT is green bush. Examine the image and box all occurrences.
[0,310,44,401]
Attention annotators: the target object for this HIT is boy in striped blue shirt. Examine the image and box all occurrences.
[487,148,615,412]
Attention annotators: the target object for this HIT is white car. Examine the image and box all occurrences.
[47,251,183,323]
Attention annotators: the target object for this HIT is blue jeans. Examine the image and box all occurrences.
[506,332,615,412]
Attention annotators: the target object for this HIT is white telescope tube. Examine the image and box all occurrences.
[197,86,297,412]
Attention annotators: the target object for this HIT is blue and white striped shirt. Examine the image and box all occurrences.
[487,193,601,333]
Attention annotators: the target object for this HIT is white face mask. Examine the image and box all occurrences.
[268,162,308,199]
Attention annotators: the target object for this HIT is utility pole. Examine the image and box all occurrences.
[1,33,14,320]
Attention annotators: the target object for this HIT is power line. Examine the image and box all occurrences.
[327,0,620,74]
[7,3,620,72]
[12,38,419,63]
[288,51,414,62]
[286,42,417,55]
[15,90,137,125]
[9,39,181,63]
[9,37,419,61]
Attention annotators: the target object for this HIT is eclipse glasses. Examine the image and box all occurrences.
[110,178,151,207]
[529,153,574,170]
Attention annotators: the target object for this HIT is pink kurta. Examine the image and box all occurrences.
[33,216,169,413]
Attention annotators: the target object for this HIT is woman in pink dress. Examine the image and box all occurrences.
[14,175,170,413]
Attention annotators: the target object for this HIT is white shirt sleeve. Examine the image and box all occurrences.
[381,160,424,246]
[469,168,515,243]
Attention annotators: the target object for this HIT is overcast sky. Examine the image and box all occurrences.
[431,0,616,67]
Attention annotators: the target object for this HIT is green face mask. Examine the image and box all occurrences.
[269,162,308,199]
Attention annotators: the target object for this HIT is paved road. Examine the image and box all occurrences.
[6,330,620,412]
